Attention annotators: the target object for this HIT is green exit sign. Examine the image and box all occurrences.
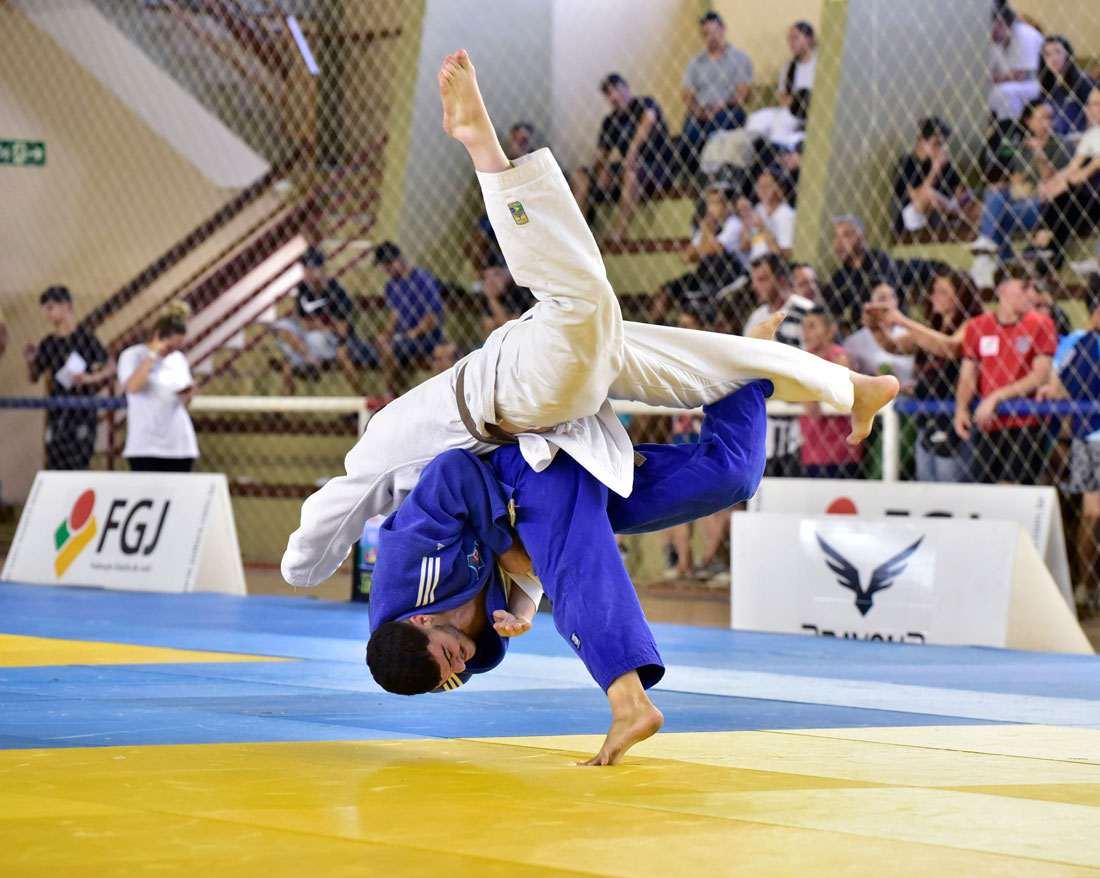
[0,140,46,167]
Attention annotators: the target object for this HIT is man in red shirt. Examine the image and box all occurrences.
[955,261,1056,483]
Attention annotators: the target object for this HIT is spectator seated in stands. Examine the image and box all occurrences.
[866,267,984,483]
[479,250,534,337]
[743,21,816,153]
[955,261,1056,484]
[791,262,822,305]
[745,88,810,154]
[743,254,815,477]
[844,282,917,391]
[431,340,461,376]
[273,247,369,396]
[647,183,747,325]
[372,241,445,396]
[1039,278,1100,615]
[989,2,1043,122]
[823,214,903,332]
[1039,35,1095,139]
[737,166,796,262]
[799,306,863,479]
[678,10,754,177]
[893,116,976,237]
[1037,87,1100,269]
[1027,265,1074,338]
[571,72,675,244]
[969,99,1074,280]
[464,121,542,272]
[23,285,114,471]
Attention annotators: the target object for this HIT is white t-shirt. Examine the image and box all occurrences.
[118,344,199,459]
[778,50,817,94]
[842,326,916,387]
[749,201,796,260]
[1074,125,1100,160]
[990,21,1042,78]
[690,213,745,260]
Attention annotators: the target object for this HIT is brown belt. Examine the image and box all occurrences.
[455,365,519,447]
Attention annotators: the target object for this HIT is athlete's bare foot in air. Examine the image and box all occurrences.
[439,49,510,174]
[747,310,785,341]
[848,372,899,445]
[579,670,663,766]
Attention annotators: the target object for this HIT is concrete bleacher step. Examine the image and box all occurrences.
[592,196,697,242]
[892,236,1098,284]
[603,248,690,296]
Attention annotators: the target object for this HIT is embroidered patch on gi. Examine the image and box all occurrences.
[508,201,529,225]
[570,632,581,649]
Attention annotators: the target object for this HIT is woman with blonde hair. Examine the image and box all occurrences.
[117,301,199,472]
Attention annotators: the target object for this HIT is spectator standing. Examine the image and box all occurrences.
[738,167,796,261]
[23,286,114,470]
[1039,280,1100,613]
[844,283,916,390]
[799,307,863,479]
[970,99,1073,274]
[373,241,445,395]
[571,73,674,243]
[743,254,814,476]
[1039,36,1095,137]
[893,117,972,235]
[869,269,984,482]
[273,247,368,395]
[117,302,198,472]
[989,2,1043,121]
[823,215,902,331]
[678,11,754,176]
[955,262,1056,484]
[648,184,746,324]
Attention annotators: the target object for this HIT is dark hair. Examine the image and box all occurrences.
[750,252,791,282]
[992,1,1016,26]
[1038,35,1086,98]
[1021,97,1052,126]
[300,246,325,267]
[600,72,626,93]
[373,240,402,266]
[864,278,897,303]
[993,260,1036,290]
[39,285,72,306]
[925,268,983,332]
[918,116,951,141]
[789,88,812,121]
[804,304,835,324]
[699,10,724,27]
[366,621,441,695]
[151,301,190,340]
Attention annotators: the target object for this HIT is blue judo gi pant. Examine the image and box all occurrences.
[487,380,770,692]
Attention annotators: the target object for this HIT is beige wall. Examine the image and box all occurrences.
[712,0,823,88]
[1015,1,1100,57]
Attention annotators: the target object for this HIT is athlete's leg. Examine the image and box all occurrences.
[440,50,622,426]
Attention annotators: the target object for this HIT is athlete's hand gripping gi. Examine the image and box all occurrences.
[366,381,771,765]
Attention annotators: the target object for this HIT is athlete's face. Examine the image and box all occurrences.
[423,624,476,687]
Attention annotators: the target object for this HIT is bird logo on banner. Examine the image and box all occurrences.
[815,533,924,616]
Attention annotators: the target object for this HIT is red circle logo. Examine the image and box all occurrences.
[70,490,96,531]
[826,497,858,515]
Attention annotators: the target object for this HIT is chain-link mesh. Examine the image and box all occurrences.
[1,0,1099,612]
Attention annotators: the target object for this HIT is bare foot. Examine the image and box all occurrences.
[579,701,663,766]
[438,50,510,174]
[747,310,786,341]
[848,372,899,445]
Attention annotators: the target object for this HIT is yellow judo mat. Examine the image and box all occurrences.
[1,728,1099,876]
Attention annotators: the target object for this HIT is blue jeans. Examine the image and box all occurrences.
[980,189,1041,261]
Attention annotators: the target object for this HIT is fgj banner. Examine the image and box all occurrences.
[731,513,1018,648]
[747,478,1071,606]
[2,472,245,594]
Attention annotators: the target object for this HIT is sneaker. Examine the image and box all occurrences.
[660,566,683,582]
[968,235,998,254]
[1069,258,1100,278]
[970,254,998,289]
[695,559,729,580]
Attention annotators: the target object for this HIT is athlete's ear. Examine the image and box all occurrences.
[407,614,435,629]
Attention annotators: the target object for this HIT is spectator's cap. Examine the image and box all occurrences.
[831,213,866,238]
[599,72,626,93]
[300,246,326,267]
[918,116,952,140]
[373,241,403,266]
[39,285,72,306]
[699,10,724,27]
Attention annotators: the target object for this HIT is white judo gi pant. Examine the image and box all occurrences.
[281,148,852,589]
[482,148,853,429]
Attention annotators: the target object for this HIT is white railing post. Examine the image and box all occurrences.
[880,401,899,483]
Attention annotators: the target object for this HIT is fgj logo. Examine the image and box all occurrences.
[54,489,97,577]
[815,532,924,616]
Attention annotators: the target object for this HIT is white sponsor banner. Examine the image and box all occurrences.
[1,472,245,595]
[731,513,1018,647]
[747,478,1072,606]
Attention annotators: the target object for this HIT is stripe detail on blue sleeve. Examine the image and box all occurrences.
[416,557,441,608]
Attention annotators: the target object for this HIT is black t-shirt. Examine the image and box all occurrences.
[33,325,109,428]
[823,248,903,329]
[597,96,673,166]
[893,154,962,207]
[482,282,534,319]
[294,279,355,330]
